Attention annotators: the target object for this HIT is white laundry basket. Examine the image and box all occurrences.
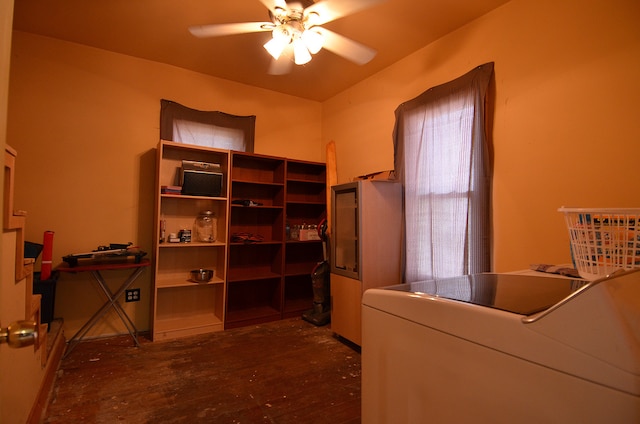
[559,207,640,280]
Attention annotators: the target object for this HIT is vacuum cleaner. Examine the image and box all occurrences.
[302,219,331,326]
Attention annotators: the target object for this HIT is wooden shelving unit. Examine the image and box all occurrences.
[152,144,326,334]
[226,152,285,329]
[151,141,229,340]
[283,159,326,319]
[225,153,326,328]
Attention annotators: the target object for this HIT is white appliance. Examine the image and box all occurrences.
[361,270,640,423]
[330,180,403,345]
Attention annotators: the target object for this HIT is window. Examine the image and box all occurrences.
[173,119,244,150]
[393,63,494,281]
[160,99,255,152]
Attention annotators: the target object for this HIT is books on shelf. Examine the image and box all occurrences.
[161,185,182,194]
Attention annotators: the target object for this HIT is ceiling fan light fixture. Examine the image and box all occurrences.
[301,28,323,54]
[264,25,291,60]
[293,38,312,65]
[264,37,288,60]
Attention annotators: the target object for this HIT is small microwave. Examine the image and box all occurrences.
[180,160,223,197]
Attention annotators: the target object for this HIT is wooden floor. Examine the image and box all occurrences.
[42,318,361,424]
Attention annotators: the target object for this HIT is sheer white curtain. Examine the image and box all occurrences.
[393,63,493,282]
[173,119,245,150]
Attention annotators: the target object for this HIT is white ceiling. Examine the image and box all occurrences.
[12,0,510,102]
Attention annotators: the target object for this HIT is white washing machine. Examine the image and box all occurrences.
[361,269,640,423]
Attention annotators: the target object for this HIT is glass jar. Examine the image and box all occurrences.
[194,210,217,243]
[290,224,300,241]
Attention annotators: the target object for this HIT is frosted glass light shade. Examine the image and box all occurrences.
[302,29,323,54]
[264,37,288,59]
[293,39,312,65]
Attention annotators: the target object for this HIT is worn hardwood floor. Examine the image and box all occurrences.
[42,318,361,424]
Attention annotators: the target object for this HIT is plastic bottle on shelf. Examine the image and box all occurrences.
[160,218,166,243]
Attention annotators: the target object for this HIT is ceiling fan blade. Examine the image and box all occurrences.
[189,22,273,38]
[258,0,289,13]
[268,46,294,75]
[305,0,386,26]
[316,28,377,65]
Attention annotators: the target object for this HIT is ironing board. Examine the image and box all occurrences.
[56,258,150,358]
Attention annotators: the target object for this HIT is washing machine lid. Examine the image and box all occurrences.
[382,273,590,316]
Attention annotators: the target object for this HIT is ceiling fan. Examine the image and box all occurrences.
[189,0,385,75]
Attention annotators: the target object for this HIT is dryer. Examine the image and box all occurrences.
[361,270,640,423]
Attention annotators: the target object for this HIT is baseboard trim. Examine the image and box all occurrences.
[27,327,65,424]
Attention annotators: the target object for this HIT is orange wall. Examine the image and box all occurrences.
[6,32,322,337]
[322,0,640,272]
